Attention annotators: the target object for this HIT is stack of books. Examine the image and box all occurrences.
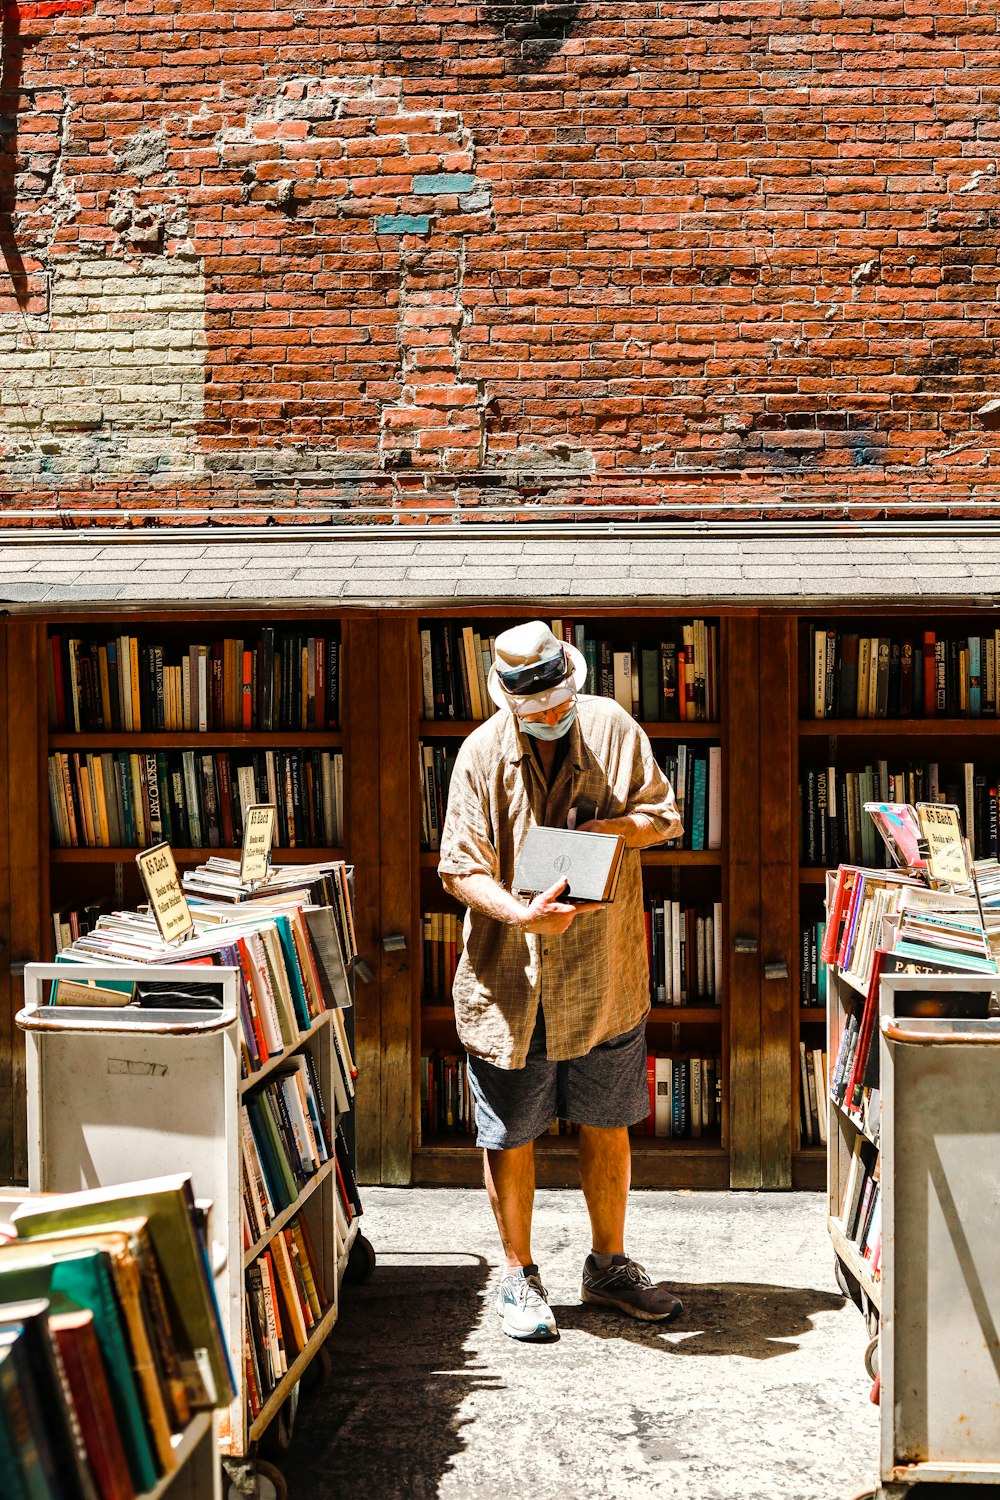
[806,625,1000,720]
[645,899,723,1005]
[0,1175,233,1496]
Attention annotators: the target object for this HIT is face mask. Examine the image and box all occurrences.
[519,702,578,741]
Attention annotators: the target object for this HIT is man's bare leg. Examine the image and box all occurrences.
[484,1142,536,1269]
[578,1124,630,1254]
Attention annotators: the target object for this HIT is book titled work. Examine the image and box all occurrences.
[513,827,625,905]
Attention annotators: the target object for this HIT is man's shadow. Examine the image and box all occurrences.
[550,1281,846,1361]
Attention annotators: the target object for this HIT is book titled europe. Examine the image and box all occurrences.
[513,827,625,904]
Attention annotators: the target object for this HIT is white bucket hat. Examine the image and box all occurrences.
[486,620,588,713]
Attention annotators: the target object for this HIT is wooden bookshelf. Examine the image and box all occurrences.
[785,606,1000,1189]
[51,845,345,864]
[411,609,733,1189]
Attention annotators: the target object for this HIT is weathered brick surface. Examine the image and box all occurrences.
[1,1,999,522]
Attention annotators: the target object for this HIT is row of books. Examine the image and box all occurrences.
[420,1051,722,1141]
[800,919,829,1007]
[244,1214,330,1418]
[419,619,720,723]
[642,1054,722,1139]
[48,747,344,851]
[661,745,722,852]
[798,1044,829,1147]
[840,1134,882,1278]
[806,626,1000,719]
[242,1065,334,1222]
[798,761,983,867]
[422,911,463,1003]
[0,1175,233,1498]
[48,629,342,734]
[419,740,721,855]
[645,900,723,1006]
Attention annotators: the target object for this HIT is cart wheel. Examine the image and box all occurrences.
[846,1490,876,1500]
[834,1255,851,1298]
[866,1305,879,1339]
[864,1335,879,1381]
[226,1461,288,1500]
[300,1343,333,1394]
[257,1387,298,1461]
[344,1232,376,1284]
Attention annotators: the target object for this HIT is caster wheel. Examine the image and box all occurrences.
[834,1256,850,1297]
[226,1461,288,1500]
[257,1387,298,1461]
[344,1231,376,1284]
[864,1335,879,1381]
[300,1343,332,1395]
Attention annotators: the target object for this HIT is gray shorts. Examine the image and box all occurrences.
[466,1008,649,1150]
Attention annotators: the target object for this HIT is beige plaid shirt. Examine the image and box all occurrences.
[438,694,682,1068]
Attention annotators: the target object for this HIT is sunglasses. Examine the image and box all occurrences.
[496,645,570,697]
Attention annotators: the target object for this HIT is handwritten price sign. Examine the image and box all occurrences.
[136,843,194,944]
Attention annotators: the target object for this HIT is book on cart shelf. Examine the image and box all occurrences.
[0,1174,230,1499]
[21,855,363,1458]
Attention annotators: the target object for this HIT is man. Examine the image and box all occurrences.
[438,620,685,1342]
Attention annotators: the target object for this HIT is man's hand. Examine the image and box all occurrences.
[520,878,600,935]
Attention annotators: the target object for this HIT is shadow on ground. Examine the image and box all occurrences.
[551,1281,846,1360]
[279,1252,499,1500]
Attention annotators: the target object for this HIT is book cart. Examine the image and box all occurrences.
[825,812,1000,1496]
[18,875,371,1500]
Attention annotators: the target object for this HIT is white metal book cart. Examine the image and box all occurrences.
[18,959,371,1500]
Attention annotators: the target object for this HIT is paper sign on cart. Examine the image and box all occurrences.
[136,843,194,944]
[915,803,972,886]
[240,804,276,885]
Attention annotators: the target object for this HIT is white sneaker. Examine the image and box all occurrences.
[495,1264,559,1342]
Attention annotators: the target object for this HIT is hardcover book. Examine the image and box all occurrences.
[512,827,625,904]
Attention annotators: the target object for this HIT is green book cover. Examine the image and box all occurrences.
[0,1249,158,1492]
[582,639,597,696]
[247,1094,296,1211]
[275,915,311,1031]
[691,757,707,852]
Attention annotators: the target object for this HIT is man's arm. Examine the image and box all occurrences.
[576,812,668,850]
[441,871,596,935]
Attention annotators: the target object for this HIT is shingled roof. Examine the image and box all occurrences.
[0,526,997,610]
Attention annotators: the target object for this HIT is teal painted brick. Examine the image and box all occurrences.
[411,173,477,195]
[375,213,431,235]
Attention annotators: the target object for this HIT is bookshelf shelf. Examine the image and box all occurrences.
[799,1009,826,1024]
[418,719,720,739]
[799,867,828,885]
[242,1156,337,1270]
[799,718,1000,738]
[247,1300,339,1444]
[49,732,343,750]
[144,1412,217,1500]
[418,849,722,871]
[419,1004,722,1025]
[828,1215,881,1310]
[51,846,345,864]
[414,1137,728,1188]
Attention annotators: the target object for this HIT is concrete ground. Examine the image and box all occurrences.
[281,1188,880,1500]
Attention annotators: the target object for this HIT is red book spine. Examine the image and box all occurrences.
[242,650,253,730]
[821,866,850,965]
[237,938,270,1064]
[836,874,863,970]
[923,632,936,717]
[677,648,687,721]
[646,1054,656,1137]
[314,638,325,730]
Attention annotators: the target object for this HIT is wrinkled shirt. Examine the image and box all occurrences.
[438,694,682,1068]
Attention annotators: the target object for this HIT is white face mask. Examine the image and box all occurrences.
[519,701,578,741]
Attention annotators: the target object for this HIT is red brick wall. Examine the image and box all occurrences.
[1,0,999,522]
